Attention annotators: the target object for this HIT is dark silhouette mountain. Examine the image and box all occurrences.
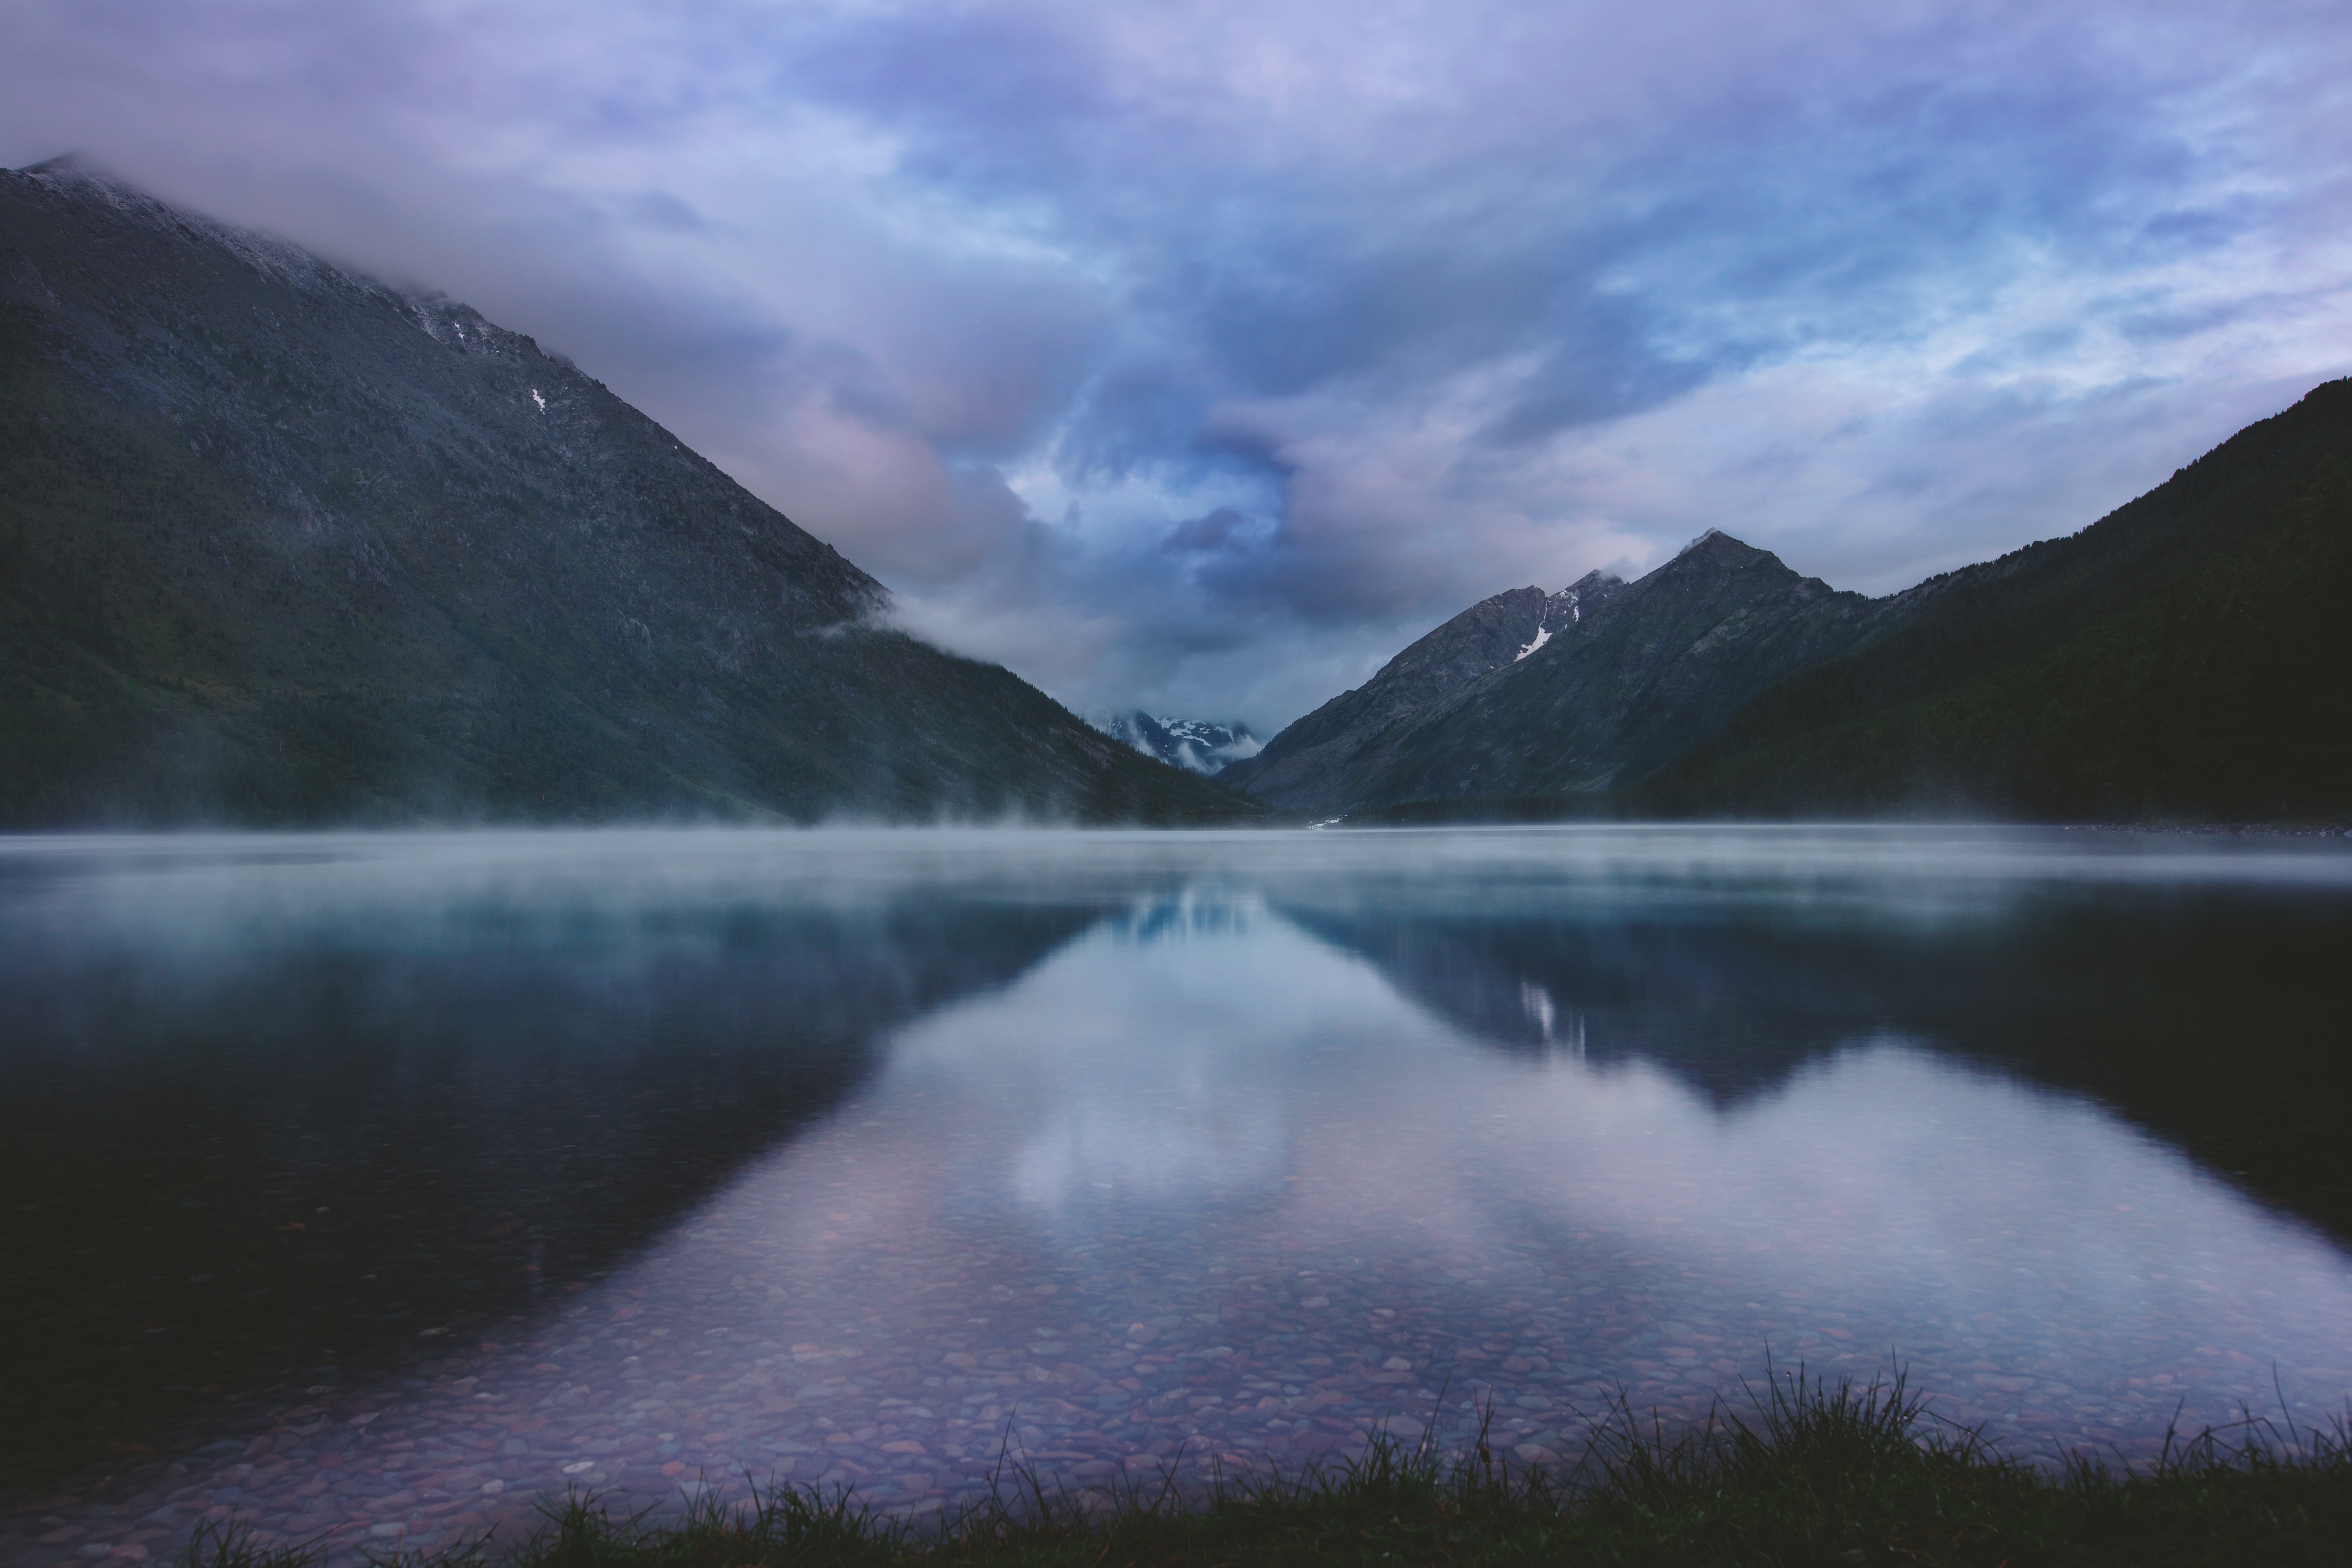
[0,159,1260,826]
[1645,380,2352,820]
[1235,379,2352,823]
[1222,539,1920,815]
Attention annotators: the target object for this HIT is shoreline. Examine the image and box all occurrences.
[108,1374,2352,1568]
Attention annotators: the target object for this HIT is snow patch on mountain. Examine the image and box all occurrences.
[1092,711,1262,775]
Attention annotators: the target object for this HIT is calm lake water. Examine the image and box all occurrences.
[4,827,2350,1563]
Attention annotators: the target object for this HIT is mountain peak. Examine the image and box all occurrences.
[1093,712,1261,775]
[1675,527,1770,563]
[20,152,98,179]
[1657,529,1802,588]
[1544,570,1626,629]
[19,153,152,205]
[1225,527,1887,811]
[0,164,1259,824]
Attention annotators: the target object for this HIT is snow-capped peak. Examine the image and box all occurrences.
[1090,711,1262,775]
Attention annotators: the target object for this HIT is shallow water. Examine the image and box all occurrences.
[3,827,2350,1564]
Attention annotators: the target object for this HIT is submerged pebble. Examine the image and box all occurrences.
[5,833,2348,1566]
[12,985,2350,1564]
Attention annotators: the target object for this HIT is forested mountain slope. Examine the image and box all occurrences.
[1241,381,2349,824]
[0,160,1257,825]
[1644,379,2352,820]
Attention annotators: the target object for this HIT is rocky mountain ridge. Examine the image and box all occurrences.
[1220,530,1922,815]
[0,159,1259,825]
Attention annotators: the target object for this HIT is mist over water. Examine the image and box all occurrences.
[3,827,2349,1565]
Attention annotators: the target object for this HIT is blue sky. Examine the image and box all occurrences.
[6,0,2347,732]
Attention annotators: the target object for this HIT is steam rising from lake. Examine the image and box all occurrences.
[9,823,2349,943]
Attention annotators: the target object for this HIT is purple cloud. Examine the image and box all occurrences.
[3,0,2348,731]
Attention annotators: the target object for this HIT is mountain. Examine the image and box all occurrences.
[1215,573,1615,810]
[1641,380,2352,821]
[1234,378,2352,824]
[1220,539,1919,815]
[0,159,1260,826]
[1093,710,1262,774]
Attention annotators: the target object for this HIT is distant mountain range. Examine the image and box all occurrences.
[0,160,1259,826]
[1227,382,2352,823]
[1091,711,1262,775]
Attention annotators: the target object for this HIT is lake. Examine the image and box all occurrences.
[4,826,2350,1564]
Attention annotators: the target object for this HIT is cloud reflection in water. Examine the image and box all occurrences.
[619,888,2352,1513]
[9,828,2349,1565]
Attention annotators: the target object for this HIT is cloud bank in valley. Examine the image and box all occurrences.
[4,0,2347,731]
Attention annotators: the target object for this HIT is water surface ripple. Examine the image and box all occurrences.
[3,827,2348,1564]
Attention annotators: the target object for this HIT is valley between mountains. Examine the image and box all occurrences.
[4,158,2346,828]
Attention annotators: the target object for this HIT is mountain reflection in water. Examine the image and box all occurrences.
[1,828,2347,1567]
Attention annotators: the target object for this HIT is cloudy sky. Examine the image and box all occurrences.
[5,1,2348,732]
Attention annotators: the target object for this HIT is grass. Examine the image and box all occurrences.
[178,1369,2352,1568]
